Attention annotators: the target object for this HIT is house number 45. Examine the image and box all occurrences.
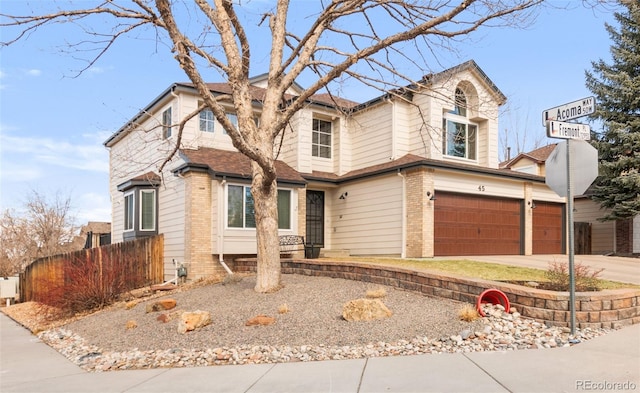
[478,185,485,192]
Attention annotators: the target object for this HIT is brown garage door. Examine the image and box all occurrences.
[435,192,522,256]
[532,201,565,254]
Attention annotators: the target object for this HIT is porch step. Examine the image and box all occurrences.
[321,249,351,258]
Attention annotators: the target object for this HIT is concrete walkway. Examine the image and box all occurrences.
[432,254,640,285]
[2,313,639,393]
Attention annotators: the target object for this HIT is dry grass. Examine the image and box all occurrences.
[458,304,480,322]
[277,303,290,314]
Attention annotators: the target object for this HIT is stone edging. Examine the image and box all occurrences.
[233,259,640,329]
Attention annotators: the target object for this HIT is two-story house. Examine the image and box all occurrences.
[104,60,567,281]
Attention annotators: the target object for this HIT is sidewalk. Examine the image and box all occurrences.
[2,313,638,393]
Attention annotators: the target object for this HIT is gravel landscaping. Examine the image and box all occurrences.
[6,273,612,372]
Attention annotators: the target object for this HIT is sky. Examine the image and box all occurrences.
[0,1,623,225]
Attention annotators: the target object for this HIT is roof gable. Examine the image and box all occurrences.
[501,144,558,169]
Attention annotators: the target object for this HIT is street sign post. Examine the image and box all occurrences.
[543,97,597,336]
[542,96,596,126]
[546,121,591,140]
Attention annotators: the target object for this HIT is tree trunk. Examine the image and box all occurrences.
[251,161,281,293]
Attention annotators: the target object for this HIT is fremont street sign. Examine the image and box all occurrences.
[546,120,591,140]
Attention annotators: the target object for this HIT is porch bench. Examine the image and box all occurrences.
[279,235,306,255]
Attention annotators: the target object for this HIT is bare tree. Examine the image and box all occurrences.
[1,0,544,292]
[0,190,77,276]
[499,100,547,162]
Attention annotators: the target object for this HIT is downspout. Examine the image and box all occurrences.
[218,177,233,275]
[397,170,407,258]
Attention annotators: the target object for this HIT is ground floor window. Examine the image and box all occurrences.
[122,188,158,240]
[227,185,291,229]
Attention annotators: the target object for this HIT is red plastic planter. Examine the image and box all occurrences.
[476,288,510,316]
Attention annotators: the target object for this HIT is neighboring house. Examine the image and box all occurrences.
[65,222,112,252]
[105,60,570,281]
[502,143,638,255]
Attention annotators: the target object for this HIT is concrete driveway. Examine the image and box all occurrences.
[433,254,640,285]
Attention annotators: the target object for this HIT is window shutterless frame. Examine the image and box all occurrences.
[123,192,134,231]
[226,185,291,230]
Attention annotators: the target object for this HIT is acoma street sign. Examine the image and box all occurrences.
[542,96,595,126]
[546,120,591,140]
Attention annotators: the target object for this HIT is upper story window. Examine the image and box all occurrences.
[227,112,238,130]
[162,107,172,139]
[199,109,215,133]
[443,88,477,160]
[227,185,291,229]
[312,118,332,158]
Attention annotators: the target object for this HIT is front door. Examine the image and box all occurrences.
[306,190,325,247]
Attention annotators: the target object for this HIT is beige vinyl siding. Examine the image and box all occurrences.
[108,97,188,278]
[574,198,615,254]
[330,175,403,255]
[350,102,394,169]
[531,182,566,203]
[434,170,524,199]
[277,111,303,171]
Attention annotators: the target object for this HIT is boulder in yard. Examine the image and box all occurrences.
[177,310,211,334]
[145,298,177,313]
[342,298,392,322]
[245,314,276,326]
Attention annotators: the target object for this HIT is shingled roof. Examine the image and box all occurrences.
[500,143,558,169]
[175,148,307,186]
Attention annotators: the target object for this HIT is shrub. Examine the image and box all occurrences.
[458,304,480,322]
[36,255,146,316]
[545,260,604,291]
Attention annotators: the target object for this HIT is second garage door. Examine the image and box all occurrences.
[434,192,522,256]
[532,201,565,254]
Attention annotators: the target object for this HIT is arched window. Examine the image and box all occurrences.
[442,88,477,160]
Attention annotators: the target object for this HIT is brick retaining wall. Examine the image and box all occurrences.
[233,259,640,329]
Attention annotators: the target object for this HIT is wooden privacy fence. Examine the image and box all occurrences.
[20,235,164,303]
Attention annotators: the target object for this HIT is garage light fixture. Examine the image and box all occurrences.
[427,191,436,201]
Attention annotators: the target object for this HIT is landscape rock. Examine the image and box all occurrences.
[343,298,392,322]
[245,315,276,326]
[177,311,211,334]
[145,299,177,313]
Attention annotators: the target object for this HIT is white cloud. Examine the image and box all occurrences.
[75,192,112,223]
[25,69,42,77]
[0,133,109,173]
[0,163,41,182]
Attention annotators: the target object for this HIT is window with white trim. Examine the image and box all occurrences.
[312,118,332,158]
[121,187,158,240]
[140,189,156,231]
[124,192,134,231]
[227,185,291,229]
[199,109,215,132]
[162,107,172,139]
[442,88,477,160]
